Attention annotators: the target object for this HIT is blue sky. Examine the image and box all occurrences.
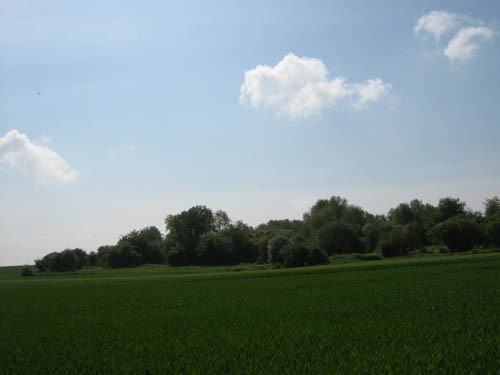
[1,0,499,266]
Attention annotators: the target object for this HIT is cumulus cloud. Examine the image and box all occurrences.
[414,11,458,41]
[240,53,391,118]
[444,26,494,60]
[415,11,495,61]
[0,129,77,184]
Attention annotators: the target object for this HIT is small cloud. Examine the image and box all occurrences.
[414,11,458,41]
[414,11,495,61]
[444,26,494,60]
[353,78,392,108]
[0,129,77,184]
[240,53,390,119]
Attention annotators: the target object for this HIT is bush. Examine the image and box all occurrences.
[483,215,500,247]
[165,248,188,267]
[196,232,235,265]
[356,253,383,261]
[21,267,34,277]
[34,259,46,272]
[379,226,409,257]
[316,221,362,255]
[307,246,330,265]
[267,235,290,265]
[439,246,449,254]
[280,241,310,268]
[429,216,482,252]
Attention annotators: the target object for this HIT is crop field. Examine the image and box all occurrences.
[1,254,500,374]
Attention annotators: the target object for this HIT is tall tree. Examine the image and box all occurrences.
[165,206,215,264]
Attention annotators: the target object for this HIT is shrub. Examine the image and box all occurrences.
[280,241,310,268]
[165,248,188,267]
[429,216,482,252]
[267,235,290,265]
[483,215,500,247]
[379,226,409,257]
[21,267,34,277]
[196,232,235,265]
[439,246,449,254]
[307,246,330,265]
[356,253,383,261]
[316,221,362,255]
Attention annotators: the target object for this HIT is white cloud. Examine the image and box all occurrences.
[444,26,494,60]
[240,53,390,118]
[0,129,77,184]
[414,11,458,41]
[353,78,392,107]
[414,11,495,61]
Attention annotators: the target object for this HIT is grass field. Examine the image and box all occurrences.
[1,253,499,374]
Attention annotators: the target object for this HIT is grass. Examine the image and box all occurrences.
[1,253,500,374]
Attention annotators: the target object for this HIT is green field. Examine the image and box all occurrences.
[1,254,500,374]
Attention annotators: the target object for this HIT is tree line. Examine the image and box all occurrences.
[33,196,500,272]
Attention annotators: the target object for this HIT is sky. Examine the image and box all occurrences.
[1,0,499,266]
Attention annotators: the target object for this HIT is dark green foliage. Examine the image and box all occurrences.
[60,249,79,271]
[484,196,500,217]
[225,221,257,262]
[267,235,329,268]
[21,267,34,276]
[118,227,163,264]
[482,214,500,247]
[429,215,482,252]
[267,235,290,264]
[316,221,362,254]
[165,247,188,266]
[279,238,310,268]
[361,215,387,252]
[165,206,216,264]
[38,249,84,272]
[307,246,330,265]
[87,251,97,267]
[214,210,231,231]
[95,227,163,268]
[379,225,410,257]
[33,195,500,271]
[197,232,235,265]
[34,259,46,272]
[388,203,414,225]
[437,197,466,221]
[96,245,113,266]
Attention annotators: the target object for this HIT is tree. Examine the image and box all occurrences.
[378,225,410,257]
[21,267,34,276]
[71,248,88,269]
[34,259,46,272]
[165,246,188,266]
[388,203,414,226]
[437,197,466,222]
[165,206,215,264]
[118,227,163,264]
[267,235,290,265]
[280,239,310,268]
[87,251,98,267]
[214,210,231,231]
[225,221,257,262]
[484,197,500,217]
[483,214,500,247]
[196,232,235,265]
[96,245,113,267]
[429,215,482,252]
[316,221,362,255]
